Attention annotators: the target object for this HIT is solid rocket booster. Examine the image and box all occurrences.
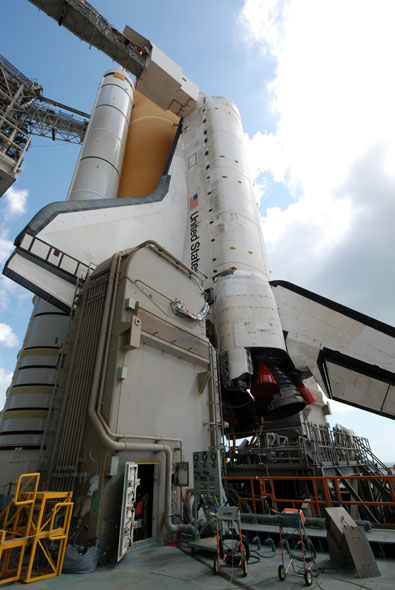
[67,70,134,201]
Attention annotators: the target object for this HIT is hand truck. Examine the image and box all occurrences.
[276,509,316,586]
[213,506,248,577]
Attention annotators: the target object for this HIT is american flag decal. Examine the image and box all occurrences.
[189,193,198,210]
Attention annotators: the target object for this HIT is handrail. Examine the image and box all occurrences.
[223,473,395,527]
[226,422,387,471]
[354,437,392,475]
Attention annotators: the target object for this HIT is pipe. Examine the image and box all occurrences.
[93,249,184,450]
[240,512,372,532]
[87,248,194,536]
[88,400,194,536]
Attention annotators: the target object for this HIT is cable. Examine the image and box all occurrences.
[245,556,259,565]
[250,548,276,559]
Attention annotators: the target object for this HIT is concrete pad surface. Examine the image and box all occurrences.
[6,538,395,590]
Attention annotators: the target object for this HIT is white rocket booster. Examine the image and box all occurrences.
[67,70,134,202]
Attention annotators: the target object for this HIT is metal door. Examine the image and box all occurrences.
[117,462,140,562]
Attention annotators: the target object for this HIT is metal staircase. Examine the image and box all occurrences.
[354,438,395,523]
[330,438,395,524]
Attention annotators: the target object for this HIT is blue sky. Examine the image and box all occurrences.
[1,0,395,461]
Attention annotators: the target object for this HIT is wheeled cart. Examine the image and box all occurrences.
[276,509,316,586]
[213,506,248,577]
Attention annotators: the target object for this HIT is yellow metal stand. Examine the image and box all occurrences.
[0,473,73,584]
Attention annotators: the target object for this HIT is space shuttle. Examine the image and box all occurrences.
[1,2,395,556]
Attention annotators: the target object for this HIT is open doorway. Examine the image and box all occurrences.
[134,463,156,541]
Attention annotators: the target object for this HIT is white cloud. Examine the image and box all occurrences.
[0,230,17,312]
[0,368,12,411]
[239,0,395,459]
[2,186,29,218]
[0,228,31,312]
[240,0,290,57]
[268,1,395,196]
[240,0,395,321]
[328,399,356,414]
[0,231,13,265]
[308,145,395,323]
[244,131,288,185]
[0,323,18,348]
[0,275,22,313]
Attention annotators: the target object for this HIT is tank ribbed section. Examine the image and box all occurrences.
[0,298,68,448]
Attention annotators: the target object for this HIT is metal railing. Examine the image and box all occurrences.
[223,473,395,526]
[28,0,146,76]
[226,423,378,469]
[18,103,88,144]
[18,233,94,281]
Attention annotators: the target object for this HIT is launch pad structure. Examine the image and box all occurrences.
[1,0,395,569]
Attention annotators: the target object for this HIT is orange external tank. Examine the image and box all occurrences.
[117,90,179,198]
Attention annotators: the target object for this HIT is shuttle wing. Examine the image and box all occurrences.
[3,175,187,312]
[271,280,395,419]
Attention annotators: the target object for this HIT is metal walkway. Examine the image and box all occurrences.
[28,0,147,77]
[28,0,198,116]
